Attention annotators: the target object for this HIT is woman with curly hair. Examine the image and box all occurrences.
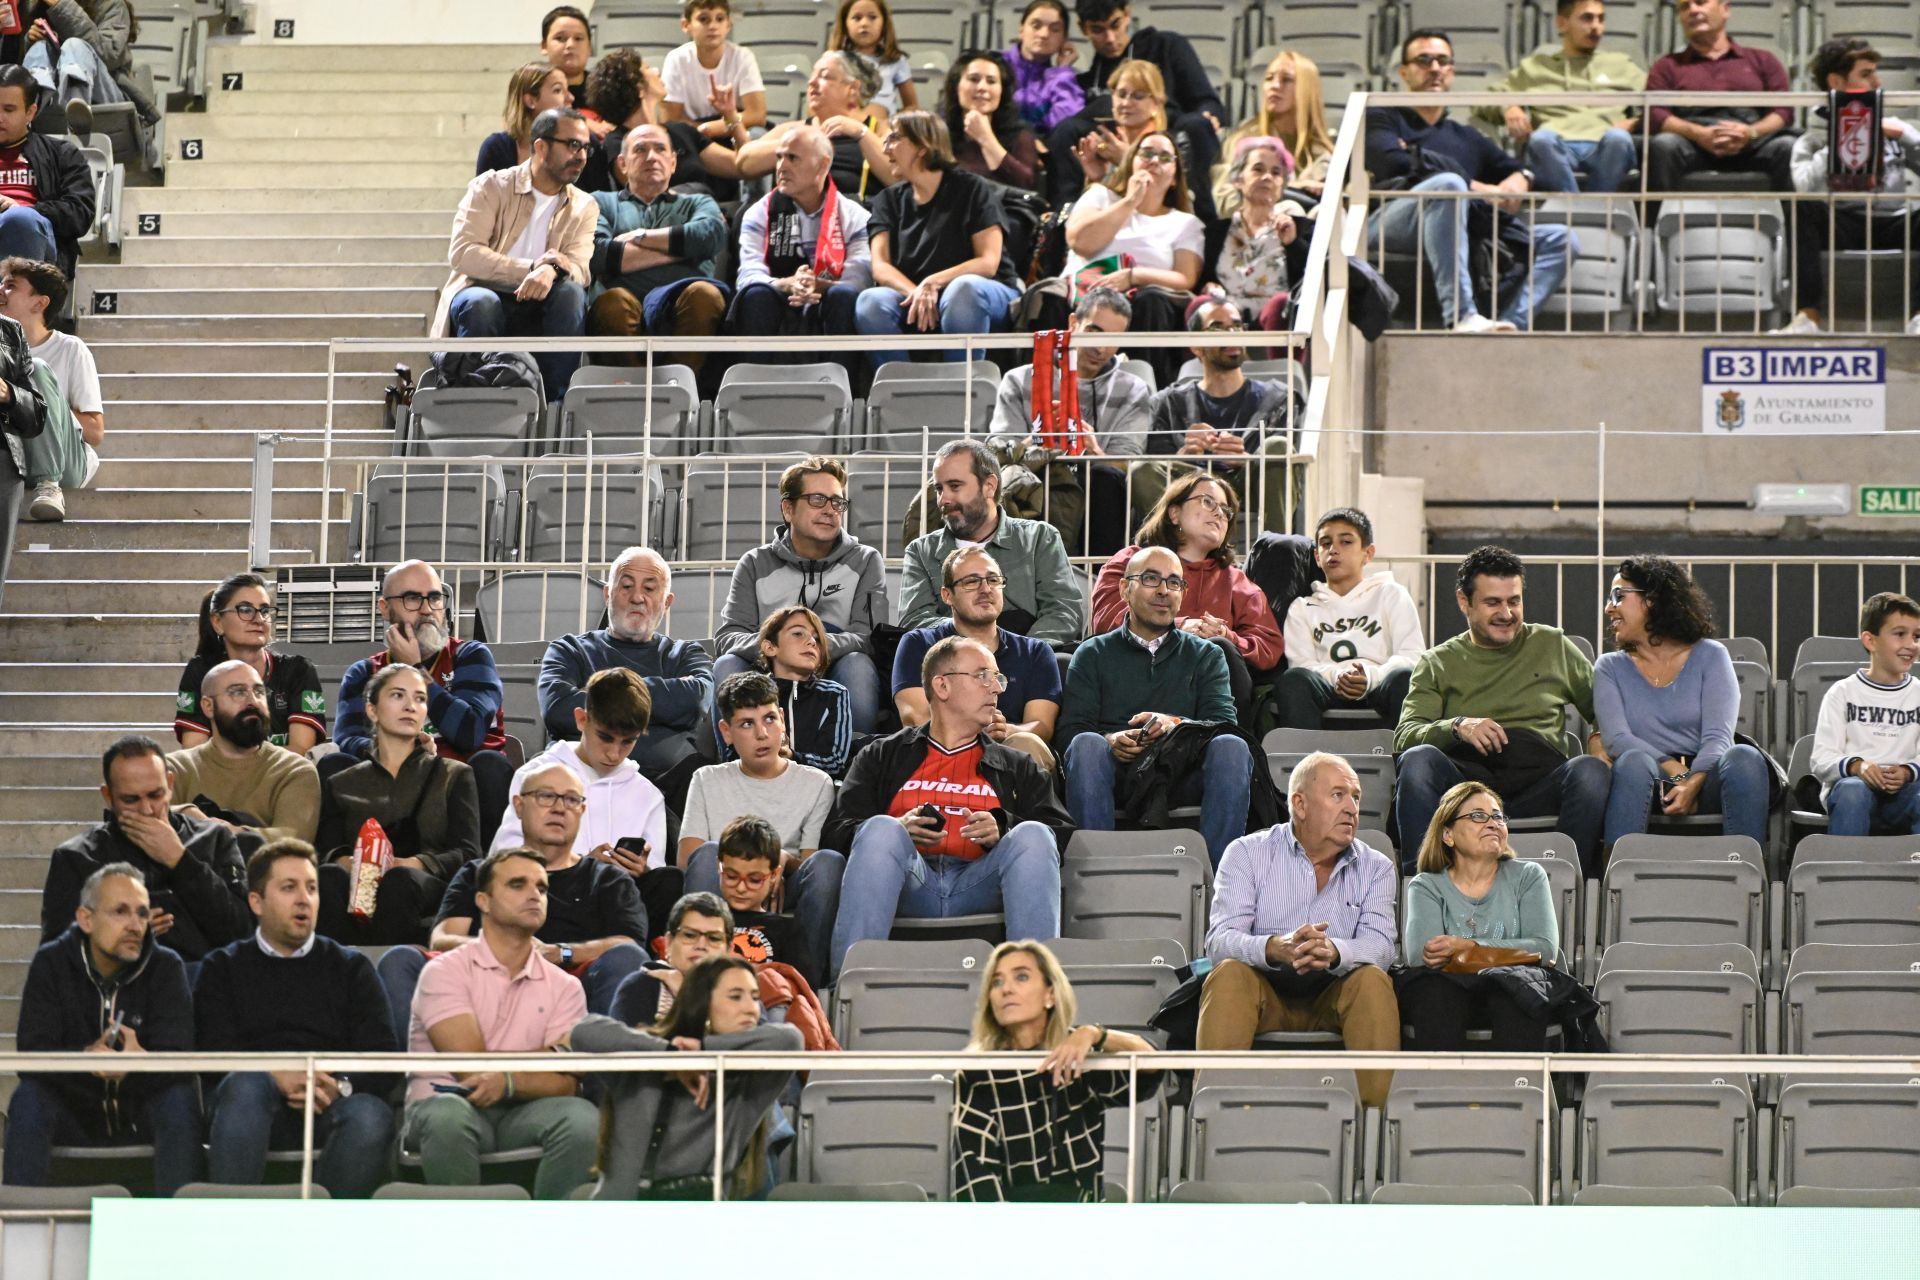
[1593,555,1771,847]
[939,51,1042,192]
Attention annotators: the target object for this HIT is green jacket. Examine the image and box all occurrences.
[1480,46,1646,142]
[899,511,1086,647]
[1394,623,1595,755]
[589,188,726,297]
[1058,625,1237,743]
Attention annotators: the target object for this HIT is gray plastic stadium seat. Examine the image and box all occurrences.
[841,939,994,972]
[715,362,852,453]
[1577,1083,1753,1203]
[1654,199,1786,318]
[660,568,726,639]
[1511,848,1581,976]
[520,467,663,564]
[1261,728,1395,830]
[1060,964,1180,1037]
[1593,942,1761,1061]
[372,1182,532,1200]
[1170,1179,1333,1203]
[1775,1083,1920,1201]
[557,368,701,456]
[1790,662,1858,743]
[1784,941,1920,982]
[1572,1184,1739,1206]
[1103,1095,1164,1202]
[1791,834,1920,868]
[769,1182,929,1201]
[1116,357,1156,393]
[1783,968,1920,1055]
[1600,858,1766,959]
[1721,635,1770,670]
[1785,734,1829,838]
[472,572,602,643]
[594,4,684,48]
[176,1183,331,1199]
[1372,1182,1537,1205]
[1187,1085,1361,1202]
[1380,1084,1546,1201]
[864,360,999,449]
[1793,635,1862,671]
[831,967,981,1050]
[678,454,801,561]
[1534,199,1643,322]
[1609,832,1765,875]
[397,1144,544,1186]
[1776,1185,1920,1207]
[363,465,503,564]
[843,449,931,557]
[796,1078,954,1198]
[406,386,540,457]
[1043,937,1187,967]
[1061,847,1212,961]
[1730,661,1774,750]
[489,639,548,756]
[1787,861,1920,949]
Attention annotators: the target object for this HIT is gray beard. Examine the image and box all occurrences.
[413,622,448,660]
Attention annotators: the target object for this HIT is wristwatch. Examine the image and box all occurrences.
[1450,716,1467,739]
[558,944,575,967]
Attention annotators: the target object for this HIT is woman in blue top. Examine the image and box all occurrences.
[1400,782,1560,1052]
[1593,556,1771,847]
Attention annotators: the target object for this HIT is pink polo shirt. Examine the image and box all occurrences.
[406,932,588,1104]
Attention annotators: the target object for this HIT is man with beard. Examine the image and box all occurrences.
[332,559,515,845]
[431,107,598,396]
[539,545,713,810]
[165,659,321,844]
[897,439,1085,647]
[42,735,251,962]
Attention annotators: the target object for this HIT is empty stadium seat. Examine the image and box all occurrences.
[471,572,602,644]
[520,467,664,564]
[176,1183,331,1199]
[832,967,981,1050]
[371,1183,532,1200]
[715,362,854,453]
[1510,837,1584,978]
[1792,834,1920,868]
[1593,941,1762,1061]
[1721,634,1771,670]
[1783,966,1920,1055]
[768,1182,929,1201]
[1261,728,1396,830]
[1786,860,1920,950]
[1730,660,1775,752]
[1371,1182,1537,1205]
[1793,634,1863,670]
[1060,964,1181,1038]
[1789,661,1857,743]
[678,454,801,561]
[1380,1079,1547,1202]
[1043,937,1188,967]
[841,938,994,971]
[1062,831,1214,959]
[1576,1082,1753,1203]
[796,1077,955,1199]
[1533,199,1644,326]
[1103,1094,1166,1201]
[1600,856,1767,961]
[1571,1183,1740,1206]
[489,639,551,755]
[1187,1084,1362,1201]
[1170,1179,1335,1203]
[1653,200,1787,319]
[1774,1082,1920,1203]
[361,465,505,564]
[843,449,932,557]
[864,361,999,448]
[557,365,703,455]
[405,386,540,457]
[660,568,727,639]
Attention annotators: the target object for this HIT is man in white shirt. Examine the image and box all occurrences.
[1,256,98,520]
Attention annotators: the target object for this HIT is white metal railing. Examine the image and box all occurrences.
[5,1048,1916,1206]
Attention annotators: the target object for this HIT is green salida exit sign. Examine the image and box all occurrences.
[1860,485,1920,516]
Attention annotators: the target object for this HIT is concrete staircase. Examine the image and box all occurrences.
[0,41,526,1053]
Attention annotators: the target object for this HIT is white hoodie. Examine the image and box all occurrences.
[491,739,669,867]
[1282,571,1426,687]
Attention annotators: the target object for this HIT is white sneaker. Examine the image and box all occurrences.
[1452,313,1517,334]
[28,480,64,521]
[1771,311,1824,336]
[1907,311,1920,336]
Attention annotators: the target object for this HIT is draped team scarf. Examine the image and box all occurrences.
[1030,329,1088,455]
[1827,88,1886,194]
[813,178,847,282]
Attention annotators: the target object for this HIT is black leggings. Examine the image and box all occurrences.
[1397,968,1550,1053]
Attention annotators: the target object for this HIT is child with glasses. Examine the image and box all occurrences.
[710,815,814,983]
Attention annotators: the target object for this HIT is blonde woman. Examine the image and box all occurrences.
[1217,49,1335,208]
[951,941,1158,1202]
[477,61,574,173]
[1069,59,1169,193]
[1398,782,1559,1053]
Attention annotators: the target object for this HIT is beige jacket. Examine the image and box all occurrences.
[429,160,598,338]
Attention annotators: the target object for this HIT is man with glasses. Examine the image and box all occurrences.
[1138,297,1297,529]
[712,456,889,737]
[1645,0,1795,194]
[1060,545,1253,865]
[586,123,730,386]
[899,438,1086,647]
[334,559,515,846]
[1392,545,1610,874]
[893,547,1063,772]
[608,892,736,1025]
[380,764,648,1026]
[827,635,1072,978]
[166,659,321,845]
[676,673,842,988]
[433,107,597,398]
[1364,30,1574,333]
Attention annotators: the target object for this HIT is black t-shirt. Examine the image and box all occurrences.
[435,854,648,944]
[174,650,327,747]
[730,911,815,989]
[867,166,1020,289]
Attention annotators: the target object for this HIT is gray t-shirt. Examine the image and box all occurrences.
[681,760,834,851]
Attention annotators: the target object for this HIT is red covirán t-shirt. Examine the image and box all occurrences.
[887,739,1002,860]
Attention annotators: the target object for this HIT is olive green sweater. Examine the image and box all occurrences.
[166,741,321,844]
[1393,624,1595,756]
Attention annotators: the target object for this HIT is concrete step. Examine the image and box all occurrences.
[0,925,47,962]
[0,579,241,615]
[83,287,437,317]
[88,458,326,488]
[211,43,532,74]
[167,112,495,143]
[0,666,181,696]
[99,372,392,400]
[1,548,249,582]
[79,313,429,341]
[215,70,515,94]
[126,208,450,237]
[119,235,449,266]
[90,343,414,376]
[81,264,446,291]
[0,615,199,662]
[124,186,466,214]
[8,517,253,552]
[57,484,326,520]
[103,401,385,433]
[0,856,55,890]
[207,91,499,118]
[168,135,477,164]
[100,426,381,459]
[0,697,177,737]
[0,891,41,927]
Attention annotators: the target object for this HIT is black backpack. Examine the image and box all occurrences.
[422,349,545,404]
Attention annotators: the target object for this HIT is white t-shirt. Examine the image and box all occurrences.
[661,41,766,118]
[505,187,562,267]
[1062,182,1206,276]
[30,330,101,415]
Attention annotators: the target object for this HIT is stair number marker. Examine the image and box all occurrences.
[136,213,161,235]
[93,292,118,314]
[222,72,243,90]
[181,138,203,160]
[273,18,294,37]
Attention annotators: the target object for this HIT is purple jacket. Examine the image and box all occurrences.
[1007,46,1085,132]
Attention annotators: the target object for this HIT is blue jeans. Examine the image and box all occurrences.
[1394,743,1612,875]
[730,280,860,343]
[1602,744,1772,847]
[24,35,127,108]
[685,841,847,985]
[1,1077,202,1196]
[447,281,587,399]
[1826,774,1920,837]
[1526,128,1637,195]
[710,650,882,741]
[377,941,644,1045]
[853,275,1020,369]
[206,1071,396,1198]
[829,815,1061,977]
[1368,173,1575,328]
[1062,731,1254,867]
[0,206,59,264]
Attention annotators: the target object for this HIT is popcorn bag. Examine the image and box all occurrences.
[348,818,394,919]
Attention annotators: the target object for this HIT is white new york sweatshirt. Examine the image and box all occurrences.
[1281,571,1426,687]
[1811,670,1920,800]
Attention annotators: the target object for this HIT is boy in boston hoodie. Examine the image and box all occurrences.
[1278,507,1425,728]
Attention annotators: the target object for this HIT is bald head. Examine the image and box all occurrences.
[773,122,836,207]
[623,122,676,199]
[201,658,271,751]
[520,761,581,795]
[201,658,257,700]
[1121,546,1185,636]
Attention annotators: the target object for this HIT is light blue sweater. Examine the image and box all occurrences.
[1593,639,1739,774]
[1403,857,1559,966]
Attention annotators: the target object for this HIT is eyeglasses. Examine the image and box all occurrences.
[1201,321,1248,333]
[1409,53,1455,67]
[217,684,267,701]
[948,572,1006,592]
[720,868,773,890]
[674,926,730,946]
[1454,808,1508,826]
[1605,586,1645,606]
[217,603,275,621]
[1184,493,1234,516]
[1124,570,1187,591]
[1135,146,1177,165]
[796,493,850,512]
[546,136,593,154]
[939,667,1010,691]
[383,590,447,611]
[523,788,586,811]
